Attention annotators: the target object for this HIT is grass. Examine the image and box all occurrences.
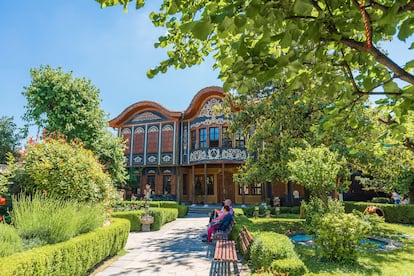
[246,216,414,276]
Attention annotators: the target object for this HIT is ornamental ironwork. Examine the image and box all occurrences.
[189,148,247,162]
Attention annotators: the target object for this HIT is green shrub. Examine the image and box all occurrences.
[302,197,345,234]
[111,210,144,231]
[344,201,414,224]
[151,208,178,230]
[0,223,23,257]
[13,193,105,247]
[21,137,116,203]
[250,232,297,272]
[371,197,392,204]
[270,258,308,276]
[112,200,179,212]
[177,205,188,217]
[0,218,129,276]
[111,208,178,232]
[316,212,371,262]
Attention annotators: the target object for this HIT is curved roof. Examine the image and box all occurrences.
[109,101,182,128]
[109,86,225,128]
[183,86,224,119]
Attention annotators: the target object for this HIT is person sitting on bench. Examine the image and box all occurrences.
[203,205,232,243]
[209,199,234,222]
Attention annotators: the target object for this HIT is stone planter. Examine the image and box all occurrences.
[140,215,154,232]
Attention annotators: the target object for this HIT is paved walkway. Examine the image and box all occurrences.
[93,213,248,276]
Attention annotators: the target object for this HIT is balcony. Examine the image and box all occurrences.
[188,147,247,163]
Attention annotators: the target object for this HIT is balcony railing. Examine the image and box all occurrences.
[189,147,247,163]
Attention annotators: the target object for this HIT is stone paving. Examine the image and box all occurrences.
[93,212,248,276]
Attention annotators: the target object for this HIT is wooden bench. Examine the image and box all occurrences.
[210,239,239,276]
[209,218,238,276]
[238,225,254,258]
[212,218,235,241]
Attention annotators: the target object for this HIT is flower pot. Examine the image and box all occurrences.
[140,215,154,232]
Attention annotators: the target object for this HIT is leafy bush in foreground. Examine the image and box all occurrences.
[316,212,371,262]
[0,223,22,257]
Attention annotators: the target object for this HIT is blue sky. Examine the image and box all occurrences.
[0,0,221,137]
[0,1,412,138]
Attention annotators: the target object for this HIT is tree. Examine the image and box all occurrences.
[22,65,127,185]
[229,83,327,184]
[96,0,414,149]
[0,116,22,164]
[287,143,348,201]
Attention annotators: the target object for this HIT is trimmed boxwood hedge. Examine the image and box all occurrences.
[111,207,178,231]
[344,201,414,224]
[242,205,300,217]
[177,205,189,218]
[0,218,130,276]
[231,209,307,274]
[250,232,297,271]
[271,258,308,276]
[111,210,145,231]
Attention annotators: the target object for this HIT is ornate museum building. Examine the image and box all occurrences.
[109,86,304,205]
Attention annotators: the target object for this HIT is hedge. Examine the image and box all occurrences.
[250,232,297,271]
[242,205,300,217]
[111,207,178,231]
[177,205,189,218]
[344,201,414,224]
[271,258,308,276]
[231,209,307,274]
[113,200,178,211]
[0,218,130,276]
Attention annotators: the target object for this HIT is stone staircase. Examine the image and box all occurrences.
[188,205,220,216]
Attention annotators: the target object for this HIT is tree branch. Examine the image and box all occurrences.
[340,49,361,93]
[366,1,414,13]
[354,91,402,95]
[403,138,414,153]
[339,38,414,85]
[378,116,397,125]
[399,1,414,12]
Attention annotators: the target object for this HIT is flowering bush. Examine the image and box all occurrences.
[19,135,116,204]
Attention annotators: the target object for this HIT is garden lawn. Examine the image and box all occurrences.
[249,217,414,276]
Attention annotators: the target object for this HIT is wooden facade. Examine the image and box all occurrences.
[109,86,304,205]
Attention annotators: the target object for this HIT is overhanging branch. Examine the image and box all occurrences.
[340,38,414,85]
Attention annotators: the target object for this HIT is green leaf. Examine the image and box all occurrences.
[293,0,314,15]
[402,85,414,99]
[234,15,247,28]
[398,17,414,41]
[404,60,414,71]
[280,32,292,49]
[136,0,144,9]
[191,20,213,40]
[384,81,399,93]
[180,21,198,33]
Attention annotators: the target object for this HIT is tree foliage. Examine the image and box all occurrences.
[96,0,414,147]
[0,116,23,164]
[95,0,414,193]
[20,135,116,203]
[230,83,326,183]
[288,144,348,200]
[22,65,127,185]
